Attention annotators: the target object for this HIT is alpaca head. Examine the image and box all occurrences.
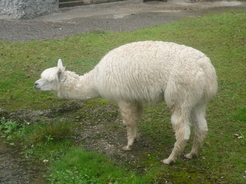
[34,59,65,91]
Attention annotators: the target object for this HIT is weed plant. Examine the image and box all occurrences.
[0,10,245,183]
[0,117,23,145]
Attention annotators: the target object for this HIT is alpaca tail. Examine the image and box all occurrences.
[203,58,218,102]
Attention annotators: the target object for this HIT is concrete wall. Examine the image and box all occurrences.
[0,0,59,19]
[0,0,143,19]
[59,0,143,8]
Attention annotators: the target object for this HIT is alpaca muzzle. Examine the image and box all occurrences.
[34,82,40,90]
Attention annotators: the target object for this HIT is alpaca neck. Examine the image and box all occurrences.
[57,70,100,100]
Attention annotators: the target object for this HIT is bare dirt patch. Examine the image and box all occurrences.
[0,137,47,184]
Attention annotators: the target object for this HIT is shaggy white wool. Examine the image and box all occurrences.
[94,41,217,105]
[35,41,217,164]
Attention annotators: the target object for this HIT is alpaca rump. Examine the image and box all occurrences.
[34,41,217,164]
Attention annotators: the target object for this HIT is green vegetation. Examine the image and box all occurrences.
[0,10,245,183]
[48,148,155,184]
[0,117,23,145]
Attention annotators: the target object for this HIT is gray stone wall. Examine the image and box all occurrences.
[0,0,59,19]
[59,0,142,8]
[0,0,143,19]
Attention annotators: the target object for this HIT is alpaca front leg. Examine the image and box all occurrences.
[122,122,138,151]
[119,101,143,151]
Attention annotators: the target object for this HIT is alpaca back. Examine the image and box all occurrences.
[93,41,217,104]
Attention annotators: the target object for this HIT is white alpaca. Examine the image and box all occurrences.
[34,41,217,164]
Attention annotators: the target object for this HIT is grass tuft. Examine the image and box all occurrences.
[23,121,72,145]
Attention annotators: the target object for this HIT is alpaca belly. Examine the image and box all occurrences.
[99,83,164,104]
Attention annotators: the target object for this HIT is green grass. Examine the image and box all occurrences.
[0,10,246,183]
[48,148,155,184]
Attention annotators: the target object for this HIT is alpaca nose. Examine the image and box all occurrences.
[34,82,39,88]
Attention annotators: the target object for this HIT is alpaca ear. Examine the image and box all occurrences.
[57,59,64,81]
[57,59,63,69]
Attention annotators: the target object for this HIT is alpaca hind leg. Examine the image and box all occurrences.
[119,101,143,151]
[162,108,191,164]
[185,104,208,159]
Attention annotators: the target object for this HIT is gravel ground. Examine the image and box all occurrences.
[0,0,245,42]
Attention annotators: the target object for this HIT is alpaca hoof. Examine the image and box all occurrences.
[185,153,197,159]
[161,158,173,165]
[122,146,131,151]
